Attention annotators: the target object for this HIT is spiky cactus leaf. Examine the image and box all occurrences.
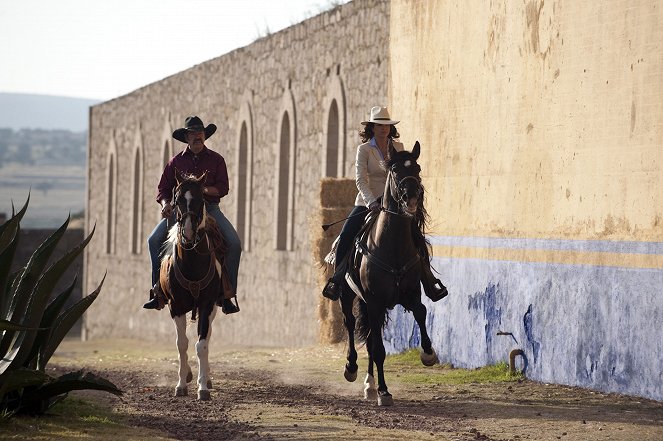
[30,370,123,400]
[38,273,105,370]
[23,276,77,370]
[8,226,95,371]
[0,367,50,399]
[4,215,69,328]
[0,344,21,376]
[0,225,20,319]
[1,370,121,416]
[0,319,45,332]
[0,195,29,252]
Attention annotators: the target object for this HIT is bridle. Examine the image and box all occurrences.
[386,162,423,217]
[173,185,205,250]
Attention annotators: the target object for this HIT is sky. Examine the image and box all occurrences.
[0,0,350,101]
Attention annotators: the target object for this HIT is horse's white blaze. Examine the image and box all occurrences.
[184,190,193,211]
[404,159,412,167]
[183,217,194,240]
[173,315,190,390]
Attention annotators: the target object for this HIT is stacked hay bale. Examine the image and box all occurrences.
[312,177,357,343]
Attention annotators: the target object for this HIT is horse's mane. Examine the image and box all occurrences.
[413,186,431,260]
[386,149,430,249]
[160,224,178,259]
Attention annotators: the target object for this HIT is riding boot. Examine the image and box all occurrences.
[420,262,448,302]
[322,260,347,301]
[143,283,166,310]
[215,273,240,314]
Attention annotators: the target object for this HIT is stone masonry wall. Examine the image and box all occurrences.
[84,0,390,347]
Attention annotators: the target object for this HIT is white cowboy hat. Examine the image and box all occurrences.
[361,106,399,125]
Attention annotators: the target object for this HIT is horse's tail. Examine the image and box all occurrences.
[354,299,388,344]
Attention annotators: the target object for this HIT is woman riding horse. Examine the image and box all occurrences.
[340,141,442,406]
[322,106,446,303]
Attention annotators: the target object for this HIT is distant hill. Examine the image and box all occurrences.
[0,92,101,132]
[0,127,87,228]
[0,92,93,228]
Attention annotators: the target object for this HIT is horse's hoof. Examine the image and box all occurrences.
[186,370,193,383]
[420,349,439,367]
[207,380,213,389]
[198,389,211,401]
[377,391,393,406]
[175,387,187,397]
[344,364,358,382]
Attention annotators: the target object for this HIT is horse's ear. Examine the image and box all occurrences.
[175,167,184,185]
[412,141,420,160]
[198,171,207,184]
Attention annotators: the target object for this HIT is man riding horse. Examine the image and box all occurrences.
[144,116,241,314]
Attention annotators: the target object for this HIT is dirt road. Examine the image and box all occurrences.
[51,339,663,441]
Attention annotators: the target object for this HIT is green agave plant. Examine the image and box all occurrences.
[0,195,122,417]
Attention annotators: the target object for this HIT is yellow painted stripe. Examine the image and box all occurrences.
[432,245,663,270]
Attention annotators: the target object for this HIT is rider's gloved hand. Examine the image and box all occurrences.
[161,201,173,218]
[368,201,381,212]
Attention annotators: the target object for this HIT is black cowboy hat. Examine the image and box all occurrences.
[172,116,217,143]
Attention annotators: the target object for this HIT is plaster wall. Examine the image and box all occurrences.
[388,0,662,400]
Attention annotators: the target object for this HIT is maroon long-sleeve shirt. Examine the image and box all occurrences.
[156,145,229,205]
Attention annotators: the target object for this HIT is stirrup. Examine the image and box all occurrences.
[322,279,341,301]
[221,298,240,315]
[425,279,448,302]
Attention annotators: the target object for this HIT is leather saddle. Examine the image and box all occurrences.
[343,210,380,301]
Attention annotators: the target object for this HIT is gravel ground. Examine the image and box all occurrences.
[51,339,663,441]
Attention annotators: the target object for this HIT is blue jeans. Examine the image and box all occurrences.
[147,203,242,293]
[335,205,369,273]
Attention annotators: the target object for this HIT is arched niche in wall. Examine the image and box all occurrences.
[105,134,118,255]
[274,85,297,251]
[161,117,173,170]
[235,92,254,252]
[130,126,144,255]
[321,69,347,177]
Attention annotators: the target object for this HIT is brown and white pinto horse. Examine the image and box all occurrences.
[159,170,225,400]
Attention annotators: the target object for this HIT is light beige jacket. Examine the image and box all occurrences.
[354,138,404,207]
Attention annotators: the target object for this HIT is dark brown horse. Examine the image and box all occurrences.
[159,170,225,400]
[340,141,438,406]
